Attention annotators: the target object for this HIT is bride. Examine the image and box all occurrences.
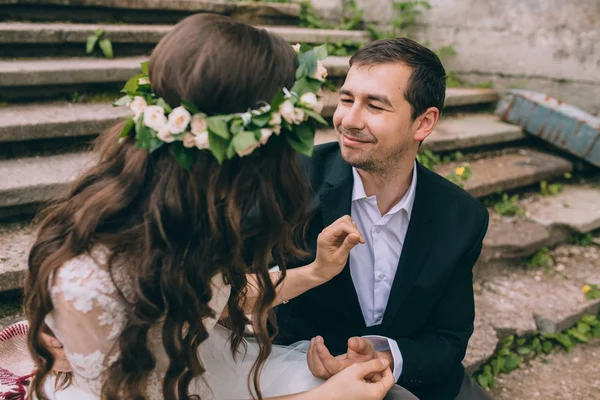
[24,13,394,400]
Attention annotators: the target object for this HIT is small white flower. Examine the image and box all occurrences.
[157,128,175,143]
[313,100,324,114]
[237,141,260,157]
[143,105,167,132]
[129,96,147,118]
[272,124,281,135]
[292,43,301,54]
[269,112,282,127]
[279,100,296,124]
[260,128,273,145]
[138,77,150,85]
[293,108,305,124]
[190,114,208,136]
[195,131,210,149]
[300,92,320,110]
[183,133,196,148]
[167,106,192,134]
[314,61,328,81]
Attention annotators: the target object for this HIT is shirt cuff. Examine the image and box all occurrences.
[362,335,403,382]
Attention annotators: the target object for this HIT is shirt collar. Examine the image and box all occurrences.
[351,161,418,218]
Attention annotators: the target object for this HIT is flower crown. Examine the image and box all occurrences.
[113,44,330,170]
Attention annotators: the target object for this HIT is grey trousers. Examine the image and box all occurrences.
[384,372,493,400]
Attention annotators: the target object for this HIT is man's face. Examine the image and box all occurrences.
[333,63,417,173]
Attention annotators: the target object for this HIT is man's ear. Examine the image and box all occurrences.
[413,107,440,142]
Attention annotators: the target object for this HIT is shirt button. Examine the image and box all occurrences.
[378,273,386,280]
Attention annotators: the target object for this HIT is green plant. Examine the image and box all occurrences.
[339,0,364,30]
[368,0,431,39]
[442,151,464,164]
[299,0,363,30]
[485,193,524,217]
[445,164,472,188]
[304,42,363,57]
[416,149,441,170]
[86,28,114,58]
[475,80,494,89]
[584,284,600,300]
[436,44,457,60]
[474,313,600,389]
[525,247,554,270]
[570,233,594,247]
[540,180,564,196]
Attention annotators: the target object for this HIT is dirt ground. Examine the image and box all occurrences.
[490,338,600,399]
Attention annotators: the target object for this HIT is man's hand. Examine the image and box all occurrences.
[307,336,380,379]
[40,332,72,372]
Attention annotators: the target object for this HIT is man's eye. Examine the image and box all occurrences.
[369,104,384,111]
[340,98,353,103]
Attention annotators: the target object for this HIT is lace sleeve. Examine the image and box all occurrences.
[44,248,128,395]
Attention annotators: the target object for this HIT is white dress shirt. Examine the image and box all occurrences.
[350,162,417,382]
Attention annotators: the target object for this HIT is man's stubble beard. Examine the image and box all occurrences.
[341,138,410,179]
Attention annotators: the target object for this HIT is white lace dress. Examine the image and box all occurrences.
[41,246,324,400]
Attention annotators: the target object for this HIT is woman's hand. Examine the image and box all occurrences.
[311,215,364,283]
[314,358,395,400]
[40,332,72,373]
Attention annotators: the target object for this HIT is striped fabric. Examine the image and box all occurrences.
[0,322,34,400]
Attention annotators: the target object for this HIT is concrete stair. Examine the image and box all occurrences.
[0,0,301,25]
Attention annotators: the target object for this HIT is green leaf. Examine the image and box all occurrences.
[298,49,318,78]
[476,374,488,389]
[498,348,511,357]
[303,108,328,125]
[141,60,149,75]
[496,356,505,373]
[516,338,527,346]
[296,63,309,80]
[483,365,492,375]
[592,326,600,338]
[517,346,532,355]
[503,353,521,372]
[270,91,286,110]
[208,131,228,164]
[181,100,200,115]
[542,340,553,354]
[286,123,314,156]
[86,34,99,54]
[113,95,132,107]
[490,358,499,375]
[94,28,104,37]
[581,315,599,325]
[556,333,574,351]
[531,338,542,353]
[135,124,163,153]
[577,321,591,334]
[312,44,328,60]
[99,38,114,59]
[172,141,195,171]
[502,335,515,347]
[231,131,258,155]
[122,73,145,94]
[207,116,231,140]
[252,113,271,128]
[567,328,589,343]
[155,98,172,114]
[120,114,135,138]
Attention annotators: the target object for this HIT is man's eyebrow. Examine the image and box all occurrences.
[339,89,393,108]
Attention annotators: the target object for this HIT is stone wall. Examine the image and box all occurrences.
[310,0,600,115]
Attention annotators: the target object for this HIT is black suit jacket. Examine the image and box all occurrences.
[275,142,489,400]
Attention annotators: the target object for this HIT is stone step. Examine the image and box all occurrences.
[0,56,350,101]
[315,114,526,150]
[1,91,504,144]
[0,22,372,57]
[0,221,34,293]
[0,0,301,25]
[464,244,600,373]
[434,150,573,199]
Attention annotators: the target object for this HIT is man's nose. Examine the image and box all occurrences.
[340,104,365,131]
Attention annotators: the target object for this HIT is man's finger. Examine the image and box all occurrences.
[315,342,344,376]
[308,338,330,379]
[347,337,375,356]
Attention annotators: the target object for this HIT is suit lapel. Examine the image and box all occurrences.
[319,153,365,327]
[383,163,439,327]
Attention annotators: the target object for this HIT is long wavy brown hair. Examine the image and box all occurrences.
[25,13,310,400]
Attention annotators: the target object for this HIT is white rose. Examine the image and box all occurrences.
[190,114,208,136]
[300,92,318,109]
[313,100,324,114]
[279,100,296,124]
[195,131,210,149]
[272,124,281,135]
[167,106,192,134]
[143,105,167,132]
[236,141,260,157]
[183,133,196,148]
[157,128,175,143]
[129,96,147,118]
[260,128,273,145]
[269,112,282,127]
[314,61,328,81]
[292,43,301,54]
[293,108,305,124]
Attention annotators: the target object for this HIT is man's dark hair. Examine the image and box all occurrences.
[350,37,447,120]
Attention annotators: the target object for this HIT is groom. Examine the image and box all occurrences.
[275,38,490,400]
